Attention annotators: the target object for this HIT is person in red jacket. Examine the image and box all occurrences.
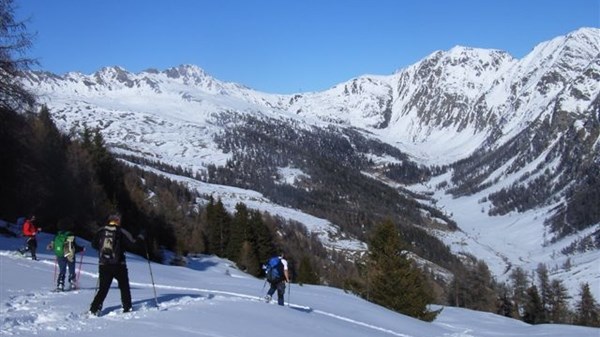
[18,215,42,260]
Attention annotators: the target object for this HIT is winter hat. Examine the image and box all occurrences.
[108,214,121,226]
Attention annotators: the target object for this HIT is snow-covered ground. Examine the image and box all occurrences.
[1,222,598,337]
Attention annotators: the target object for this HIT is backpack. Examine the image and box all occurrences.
[99,226,121,264]
[53,231,73,257]
[264,256,284,283]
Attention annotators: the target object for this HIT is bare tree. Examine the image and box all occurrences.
[0,0,37,111]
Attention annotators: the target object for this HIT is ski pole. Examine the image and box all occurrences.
[143,240,159,309]
[53,256,57,287]
[76,249,85,289]
[287,281,291,307]
[260,279,268,300]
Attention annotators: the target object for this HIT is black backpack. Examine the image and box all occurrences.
[98,226,121,264]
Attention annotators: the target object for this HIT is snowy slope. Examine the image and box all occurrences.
[410,172,600,301]
[1,222,598,337]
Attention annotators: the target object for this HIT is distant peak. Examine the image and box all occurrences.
[564,27,600,46]
[525,27,600,63]
[143,68,160,74]
[411,46,512,72]
[163,64,209,79]
[447,45,510,58]
[177,64,206,74]
[448,45,475,53]
[97,65,128,74]
[567,27,600,38]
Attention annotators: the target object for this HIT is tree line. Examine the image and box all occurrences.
[501,264,599,326]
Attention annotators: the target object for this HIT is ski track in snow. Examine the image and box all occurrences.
[144,284,414,337]
[0,252,413,337]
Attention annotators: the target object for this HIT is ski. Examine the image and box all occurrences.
[51,286,79,293]
[84,307,136,318]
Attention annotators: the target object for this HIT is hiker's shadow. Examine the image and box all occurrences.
[184,256,219,272]
[103,293,206,313]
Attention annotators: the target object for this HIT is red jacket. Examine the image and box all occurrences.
[22,220,39,237]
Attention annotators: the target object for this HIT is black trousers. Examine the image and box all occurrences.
[267,281,286,305]
[90,264,132,312]
[22,236,38,259]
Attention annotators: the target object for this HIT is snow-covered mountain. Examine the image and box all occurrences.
[22,27,600,299]
[2,224,597,337]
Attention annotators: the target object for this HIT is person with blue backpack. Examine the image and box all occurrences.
[264,251,290,306]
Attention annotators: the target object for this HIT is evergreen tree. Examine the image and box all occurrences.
[297,255,319,285]
[250,210,276,263]
[447,260,496,312]
[536,263,551,323]
[575,283,600,327]
[205,197,231,256]
[30,106,71,223]
[226,203,250,260]
[509,266,529,319]
[470,261,497,311]
[523,285,544,324]
[366,220,438,321]
[87,129,121,204]
[496,284,514,318]
[237,240,261,275]
[548,278,570,323]
[64,140,108,234]
[0,107,28,220]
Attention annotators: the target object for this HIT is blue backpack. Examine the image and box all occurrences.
[264,256,284,283]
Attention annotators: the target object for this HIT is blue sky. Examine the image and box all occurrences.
[16,0,599,94]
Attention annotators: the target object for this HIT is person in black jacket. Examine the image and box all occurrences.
[89,214,143,315]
